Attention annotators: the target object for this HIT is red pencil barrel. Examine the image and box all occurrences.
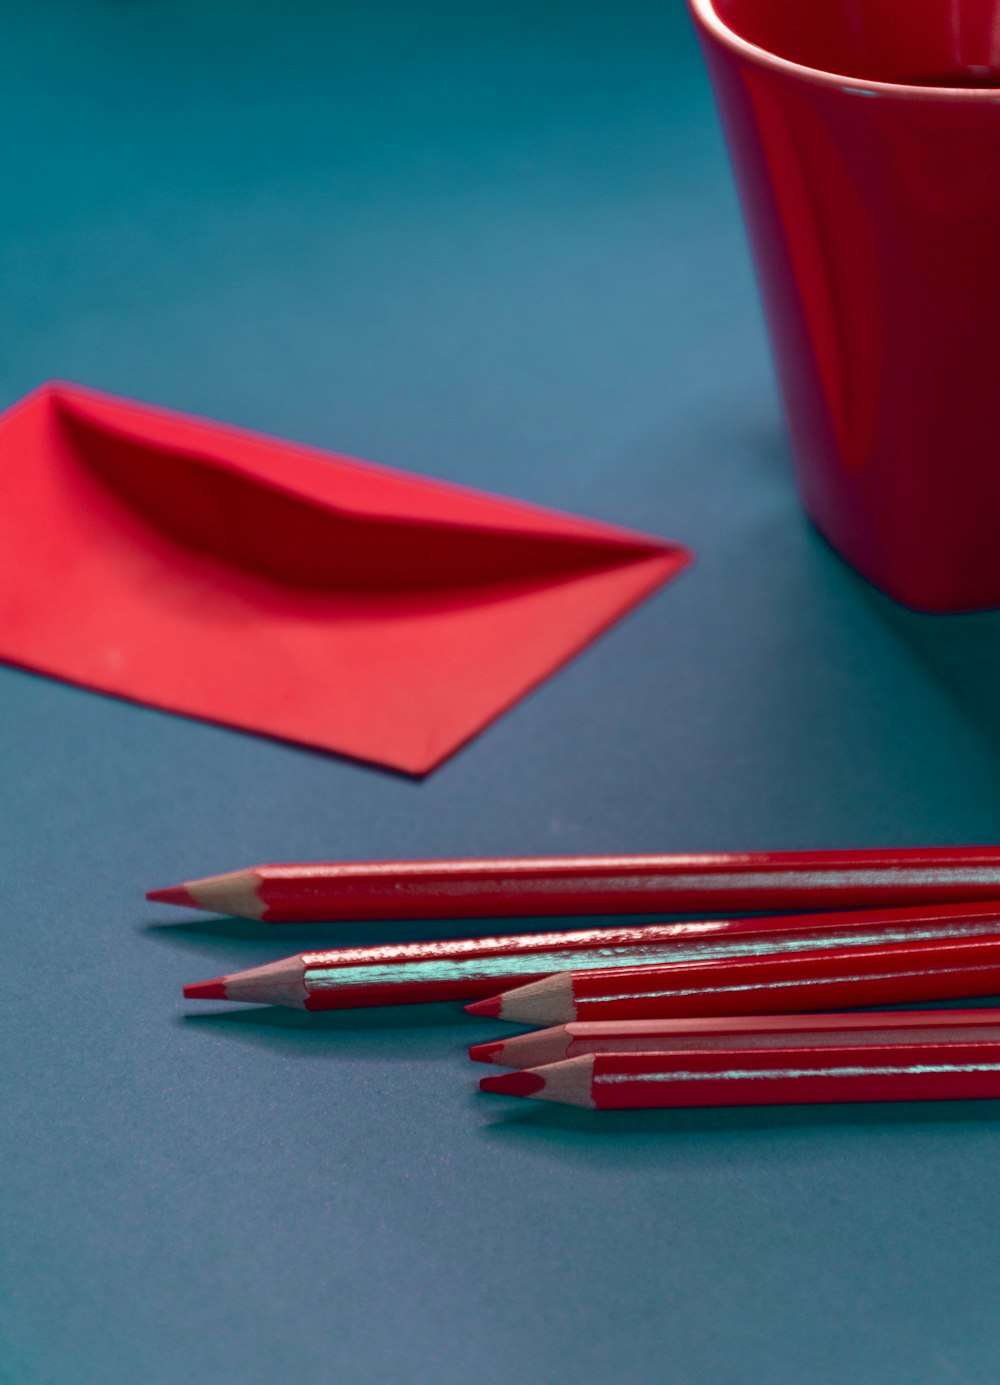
[586,1044,1000,1109]
[562,933,1000,1021]
[291,903,1000,1009]
[301,977,546,1009]
[253,847,1000,921]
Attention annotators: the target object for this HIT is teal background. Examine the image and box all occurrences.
[6,3,1000,1382]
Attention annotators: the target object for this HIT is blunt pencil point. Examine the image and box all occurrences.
[147,885,196,907]
[465,996,502,1018]
[183,979,229,1000]
[479,1070,546,1097]
[469,1040,505,1063]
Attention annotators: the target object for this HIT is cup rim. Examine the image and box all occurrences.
[689,0,1000,100]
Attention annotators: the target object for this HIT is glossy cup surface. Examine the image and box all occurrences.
[691,0,1000,610]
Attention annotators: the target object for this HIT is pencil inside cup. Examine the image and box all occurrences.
[478,1039,1000,1110]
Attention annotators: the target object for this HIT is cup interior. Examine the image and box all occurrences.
[709,0,1000,86]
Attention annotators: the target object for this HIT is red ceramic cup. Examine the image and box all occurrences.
[689,0,1000,611]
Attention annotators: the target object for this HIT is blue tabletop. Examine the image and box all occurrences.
[6,3,1000,1383]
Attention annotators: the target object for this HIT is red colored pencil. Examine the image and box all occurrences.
[478,1042,1000,1109]
[182,901,1000,1009]
[465,932,1000,1024]
[470,1009,1000,1067]
[149,845,1000,922]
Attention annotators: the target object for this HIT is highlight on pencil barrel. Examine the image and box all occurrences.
[465,932,1000,1024]
[181,902,1000,1009]
[478,1042,1000,1110]
[183,918,759,1008]
[150,845,1000,922]
[469,1009,1000,1067]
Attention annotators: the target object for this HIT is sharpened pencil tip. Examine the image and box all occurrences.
[479,1070,546,1097]
[183,979,229,1000]
[147,885,196,908]
[465,995,502,1018]
[469,1040,505,1063]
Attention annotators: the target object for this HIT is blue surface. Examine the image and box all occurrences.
[6,3,1000,1382]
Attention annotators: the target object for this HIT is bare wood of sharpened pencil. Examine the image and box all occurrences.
[157,869,265,919]
[469,1010,1000,1068]
[478,1043,1000,1109]
[148,845,1000,922]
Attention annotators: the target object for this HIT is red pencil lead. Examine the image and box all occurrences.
[183,979,229,1000]
[469,1040,505,1062]
[465,996,503,1018]
[148,886,197,908]
[479,1071,546,1097]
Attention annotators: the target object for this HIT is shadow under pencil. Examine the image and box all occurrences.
[179,1000,474,1035]
[475,1095,1000,1141]
[142,916,343,945]
[142,912,715,950]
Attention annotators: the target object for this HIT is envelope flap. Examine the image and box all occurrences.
[42,381,669,551]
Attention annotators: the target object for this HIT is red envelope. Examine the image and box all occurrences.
[0,383,691,772]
